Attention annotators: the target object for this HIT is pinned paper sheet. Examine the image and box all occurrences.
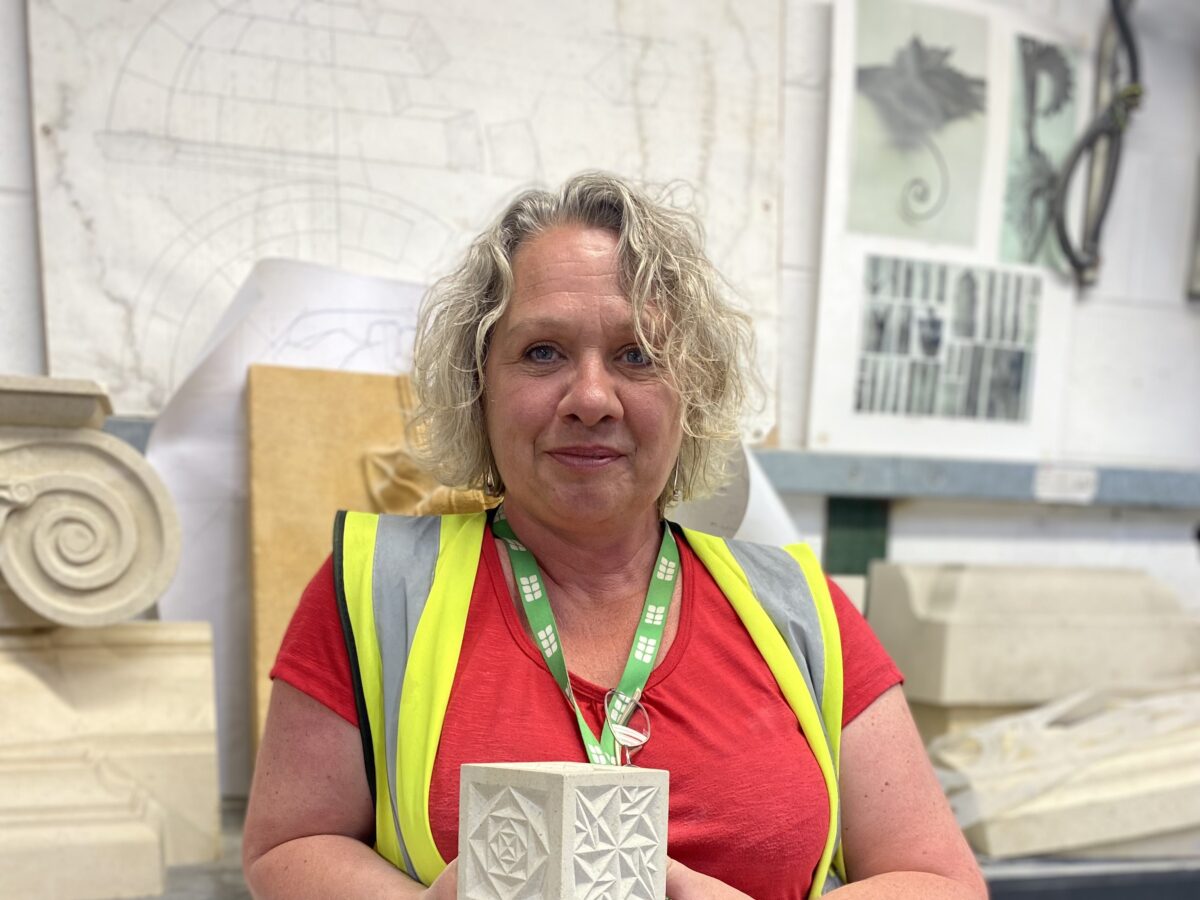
[146,259,423,795]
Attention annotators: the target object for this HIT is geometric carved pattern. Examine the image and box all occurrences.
[459,762,667,900]
[464,784,550,900]
[573,785,660,900]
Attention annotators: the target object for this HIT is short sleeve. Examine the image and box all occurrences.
[828,576,903,725]
[269,555,359,725]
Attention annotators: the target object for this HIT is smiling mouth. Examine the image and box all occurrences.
[547,447,623,468]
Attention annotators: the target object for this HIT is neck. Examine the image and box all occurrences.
[499,501,663,612]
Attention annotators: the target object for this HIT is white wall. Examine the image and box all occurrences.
[1060,0,1200,468]
[0,0,44,375]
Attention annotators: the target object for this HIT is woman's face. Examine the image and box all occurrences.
[483,224,682,532]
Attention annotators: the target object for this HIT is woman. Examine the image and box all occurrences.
[243,172,986,899]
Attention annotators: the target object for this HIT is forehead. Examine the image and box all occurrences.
[510,224,622,295]
[500,225,636,328]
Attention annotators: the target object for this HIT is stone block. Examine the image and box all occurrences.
[1053,824,1200,860]
[909,701,1031,747]
[0,374,111,429]
[867,562,1200,707]
[0,622,220,872]
[459,762,668,900]
[0,752,164,900]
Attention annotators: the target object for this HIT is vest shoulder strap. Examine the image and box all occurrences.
[681,527,846,896]
[334,509,486,885]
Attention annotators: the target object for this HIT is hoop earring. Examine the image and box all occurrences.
[483,466,501,497]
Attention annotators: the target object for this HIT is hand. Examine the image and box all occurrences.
[419,859,457,900]
[665,857,754,899]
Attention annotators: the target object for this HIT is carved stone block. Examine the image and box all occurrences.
[932,680,1200,858]
[0,751,164,899]
[0,622,220,884]
[459,762,668,900]
[867,562,1200,707]
[0,375,180,628]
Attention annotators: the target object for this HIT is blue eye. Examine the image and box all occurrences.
[526,345,557,362]
[623,346,650,366]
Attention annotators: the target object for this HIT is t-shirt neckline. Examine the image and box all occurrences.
[481,521,694,702]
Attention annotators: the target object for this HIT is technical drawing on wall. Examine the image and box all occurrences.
[28,0,781,436]
[848,0,988,245]
[856,254,1040,422]
[1000,35,1077,268]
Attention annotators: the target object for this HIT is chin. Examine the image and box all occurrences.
[563,490,659,528]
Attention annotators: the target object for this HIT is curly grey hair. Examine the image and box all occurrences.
[408,170,757,514]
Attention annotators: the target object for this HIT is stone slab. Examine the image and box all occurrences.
[459,762,668,900]
[867,562,1200,706]
[910,701,1031,747]
[1053,824,1200,861]
[965,730,1200,858]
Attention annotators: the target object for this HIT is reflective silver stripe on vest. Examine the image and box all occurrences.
[371,514,442,880]
[724,538,843,873]
[724,540,826,706]
[823,870,845,894]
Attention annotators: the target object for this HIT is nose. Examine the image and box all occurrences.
[558,356,622,426]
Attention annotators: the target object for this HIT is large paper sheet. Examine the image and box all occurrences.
[29,0,781,440]
[146,259,423,795]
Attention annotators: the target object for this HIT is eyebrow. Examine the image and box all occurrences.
[501,314,640,337]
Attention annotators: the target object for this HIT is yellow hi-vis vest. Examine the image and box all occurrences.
[334,510,847,898]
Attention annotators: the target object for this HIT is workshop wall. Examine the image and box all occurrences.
[775,0,1200,612]
[1,1,1197,612]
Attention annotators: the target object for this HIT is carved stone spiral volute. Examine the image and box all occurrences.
[0,378,180,627]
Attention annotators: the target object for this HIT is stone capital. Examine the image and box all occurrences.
[0,376,179,628]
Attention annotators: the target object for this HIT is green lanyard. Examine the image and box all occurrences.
[492,506,680,766]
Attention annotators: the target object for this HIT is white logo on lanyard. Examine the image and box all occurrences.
[634,636,658,664]
[519,575,543,602]
[536,625,559,657]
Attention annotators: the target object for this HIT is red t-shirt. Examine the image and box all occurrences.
[272,526,902,900]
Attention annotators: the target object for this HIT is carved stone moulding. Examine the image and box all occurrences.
[0,375,180,628]
[0,622,220,875]
[459,762,668,900]
[0,750,164,900]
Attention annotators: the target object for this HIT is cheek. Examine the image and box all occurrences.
[487,383,549,449]
[630,388,683,448]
